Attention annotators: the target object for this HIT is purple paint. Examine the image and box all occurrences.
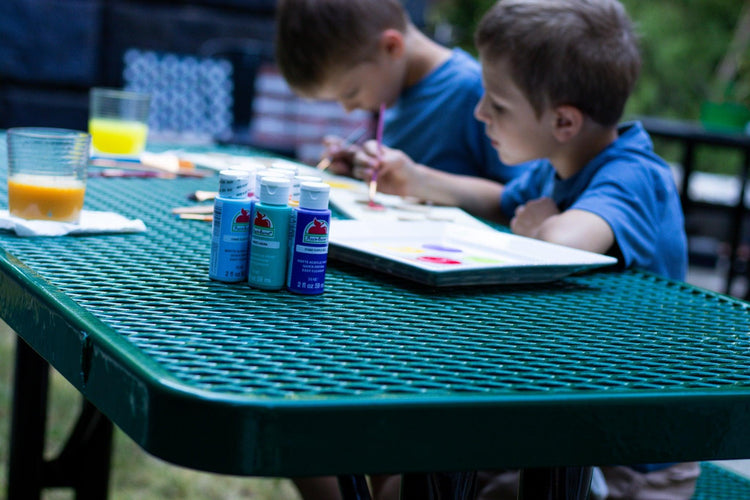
[422,243,462,253]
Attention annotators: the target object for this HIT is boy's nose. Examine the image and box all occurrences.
[474,99,489,124]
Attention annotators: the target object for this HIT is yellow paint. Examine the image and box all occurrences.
[326,181,357,190]
[379,245,425,254]
[8,174,86,222]
[89,118,148,155]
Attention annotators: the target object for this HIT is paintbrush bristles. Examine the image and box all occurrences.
[316,157,332,171]
[368,177,378,202]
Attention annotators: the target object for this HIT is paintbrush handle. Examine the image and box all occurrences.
[375,103,385,151]
[372,103,386,182]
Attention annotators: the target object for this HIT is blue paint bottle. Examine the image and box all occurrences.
[287,182,331,295]
[209,170,253,282]
[248,176,291,290]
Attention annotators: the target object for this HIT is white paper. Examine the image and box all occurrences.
[0,210,147,237]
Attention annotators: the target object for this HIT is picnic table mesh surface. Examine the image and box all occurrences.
[1,153,749,401]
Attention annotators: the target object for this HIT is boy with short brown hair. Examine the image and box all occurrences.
[356,1,697,494]
[363,0,688,282]
[274,0,524,182]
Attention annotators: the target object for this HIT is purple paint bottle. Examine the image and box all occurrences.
[286,182,331,295]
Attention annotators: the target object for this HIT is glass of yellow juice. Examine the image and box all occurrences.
[89,88,151,157]
[6,128,90,222]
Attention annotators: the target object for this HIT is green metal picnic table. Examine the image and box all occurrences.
[2,141,750,499]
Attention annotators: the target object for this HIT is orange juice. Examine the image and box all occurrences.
[88,118,148,155]
[8,174,86,222]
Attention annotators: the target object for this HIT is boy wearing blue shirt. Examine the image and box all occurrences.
[274,0,523,183]
[362,0,688,283]
[355,0,696,496]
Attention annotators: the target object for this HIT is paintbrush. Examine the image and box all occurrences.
[316,124,370,171]
[368,103,386,205]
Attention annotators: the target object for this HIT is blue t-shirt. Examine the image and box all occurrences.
[383,48,525,183]
[500,122,687,281]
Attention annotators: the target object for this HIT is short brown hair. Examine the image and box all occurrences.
[275,0,409,93]
[475,0,640,126]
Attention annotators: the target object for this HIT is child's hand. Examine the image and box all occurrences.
[510,197,560,239]
[320,135,362,176]
[351,140,506,220]
[352,140,420,198]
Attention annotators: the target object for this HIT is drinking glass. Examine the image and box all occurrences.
[88,88,150,156]
[7,127,90,222]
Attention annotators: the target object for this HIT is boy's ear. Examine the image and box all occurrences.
[551,105,584,143]
[380,29,405,59]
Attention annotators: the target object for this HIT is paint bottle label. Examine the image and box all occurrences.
[286,209,330,294]
[247,176,291,290]
[209,170,252,282]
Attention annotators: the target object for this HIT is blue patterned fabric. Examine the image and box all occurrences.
[123,49,233,140]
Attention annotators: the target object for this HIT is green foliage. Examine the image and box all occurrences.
[621,0,747,119]
[428,0,748,121]
[428,0,749,174]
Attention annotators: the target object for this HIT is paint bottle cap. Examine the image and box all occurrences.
[269,160,299,175]
[224,160,261,195]
[299,182,330,210]
[253,169,269,195]
[263,167,295,180]
[296,174,323,184]
[228,157,265,172]
[291,175,323,204]
[259,176,291,205]
[218,169,250,199]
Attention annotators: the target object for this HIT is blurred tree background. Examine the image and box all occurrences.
[427,0,749,123]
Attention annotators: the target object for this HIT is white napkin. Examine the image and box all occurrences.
[0,210,147,237]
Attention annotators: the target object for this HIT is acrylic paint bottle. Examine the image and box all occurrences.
[263,167,296,205]
[291,174,323,206]
[247,176,292,290]
[287,182,331,295]
[209,169,253,282]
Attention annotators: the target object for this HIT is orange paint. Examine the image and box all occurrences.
[8,175,86,222]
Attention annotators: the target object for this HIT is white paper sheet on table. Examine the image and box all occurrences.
[322,175,493,229]
[329,220,618,286]
[173,152,492,229]
[0,210,147,237]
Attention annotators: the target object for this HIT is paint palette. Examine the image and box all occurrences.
[329,220,617,286]
[325,177,493,230]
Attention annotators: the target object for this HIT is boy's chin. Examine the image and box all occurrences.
[498,151,540,167]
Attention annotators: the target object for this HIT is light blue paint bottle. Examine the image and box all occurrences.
[287,182,331,295]
[247,176,291,290]
[209,170,253,282]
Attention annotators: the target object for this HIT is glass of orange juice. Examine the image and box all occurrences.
[7,128,90,222]
[88,88,151,157]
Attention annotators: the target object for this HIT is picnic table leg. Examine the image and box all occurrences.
[337,474,373,499]
[401,471,478,499]
[518,466,592,500]
[726,147,750,296]
[44,399,114,499]
[7,337,48,500]
[7,337,114,500]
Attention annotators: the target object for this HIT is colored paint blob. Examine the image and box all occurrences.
[389,246,425,254]
[327,181,357,190]
[417,256,462,265]
[422,243,462,253]
[355,198,387,210]
[365,201,386,211]
[465,256,506,264]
